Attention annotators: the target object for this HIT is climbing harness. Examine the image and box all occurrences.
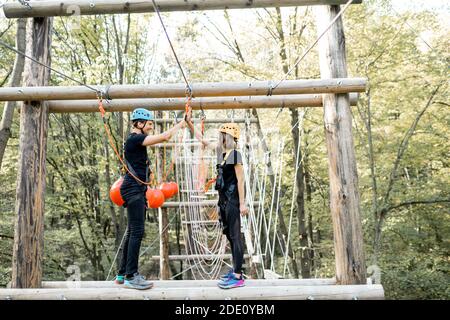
[97,95,155,187]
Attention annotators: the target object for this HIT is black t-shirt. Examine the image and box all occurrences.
[124,133,148,180]
[120,133,149,199]
[221,149,243,188]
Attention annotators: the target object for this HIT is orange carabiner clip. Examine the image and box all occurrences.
[98,99,106,118]
[97,91,106,118]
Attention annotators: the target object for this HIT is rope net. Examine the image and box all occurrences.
[168,113,293,280]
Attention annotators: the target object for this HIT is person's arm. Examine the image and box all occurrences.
[235,163,248,216]
[142,120,185,146]
[187,120,217,150]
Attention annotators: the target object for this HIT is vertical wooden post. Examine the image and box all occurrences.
[11,15,53,288]
[315,5,366,284]
[156,113,170,280]
[243,111,258,279]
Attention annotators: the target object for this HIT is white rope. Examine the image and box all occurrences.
[264,140,283,262]
[270,140,284,271]
[283,111,306,277]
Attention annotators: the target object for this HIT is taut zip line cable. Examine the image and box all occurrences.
[272,0,354,116]
[0,38,101,94]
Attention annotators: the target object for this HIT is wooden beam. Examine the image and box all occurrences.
[264,269,283,279]
[0,284,384,300]
[46,93,360,113]
[149,254,250,261]
[315,5,366,285]
[150,141,260,148]
[2,1,363,18]
[161,201,261,207]
[151,142,216,148]
[0,78,366,101]
[41,279,339,289]
[11,11,52,289]
[162,200,217,207]
[181,220,219,224]
[154,118,258,123]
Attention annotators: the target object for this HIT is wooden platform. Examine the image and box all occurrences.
[0,279,384,300]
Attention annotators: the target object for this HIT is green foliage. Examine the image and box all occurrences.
[381,248,449,300]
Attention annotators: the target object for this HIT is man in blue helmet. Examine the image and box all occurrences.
[115,108,187,290]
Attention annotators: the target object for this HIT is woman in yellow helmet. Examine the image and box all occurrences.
[187,120,248,289]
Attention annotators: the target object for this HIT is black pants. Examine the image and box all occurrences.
[219,197,244,274]
[118,195,146,277]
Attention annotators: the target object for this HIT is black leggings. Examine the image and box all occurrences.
[220,199,244,274]
[118,195,146,277]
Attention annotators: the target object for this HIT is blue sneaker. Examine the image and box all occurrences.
[219,269,234,282]
[218,274,245,289]
[114,274,124,285]
[124,273,153,290]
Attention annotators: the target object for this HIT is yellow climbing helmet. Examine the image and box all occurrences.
[219,123,240,139]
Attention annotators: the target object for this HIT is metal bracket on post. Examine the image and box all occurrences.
[18,0,32,10]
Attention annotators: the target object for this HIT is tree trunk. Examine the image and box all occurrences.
[303,131,315,272]
[315,5,366,284]
[12,15,53,288]
[0,18,26,170]
[289,108,310,278]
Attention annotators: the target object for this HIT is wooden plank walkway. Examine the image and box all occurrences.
[0,279,384,300]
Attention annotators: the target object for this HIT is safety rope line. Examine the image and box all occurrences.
[139,212,179,258]
[0,39,101,95]
[106,226,128,281]
[149,0,208,120]
[150,0,192,96]
[272,0,355,115]
[283,112,304,277]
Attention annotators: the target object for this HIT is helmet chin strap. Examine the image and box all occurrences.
[139,120,147,135]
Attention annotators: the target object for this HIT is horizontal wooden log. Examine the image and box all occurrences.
[149,254,250,261]
[41,279,338,289]
[0,78,366,101]
[181,220,220,224]
[162,201,261,207]
[2,1,363,18]
[150,141,259,148]
[162,200,218,207]
[151,142,211,148]
[154,118,258,123]
[0,284,384,300]
[46,93,360,113]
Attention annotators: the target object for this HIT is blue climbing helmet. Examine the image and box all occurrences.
[131,108,154,121]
